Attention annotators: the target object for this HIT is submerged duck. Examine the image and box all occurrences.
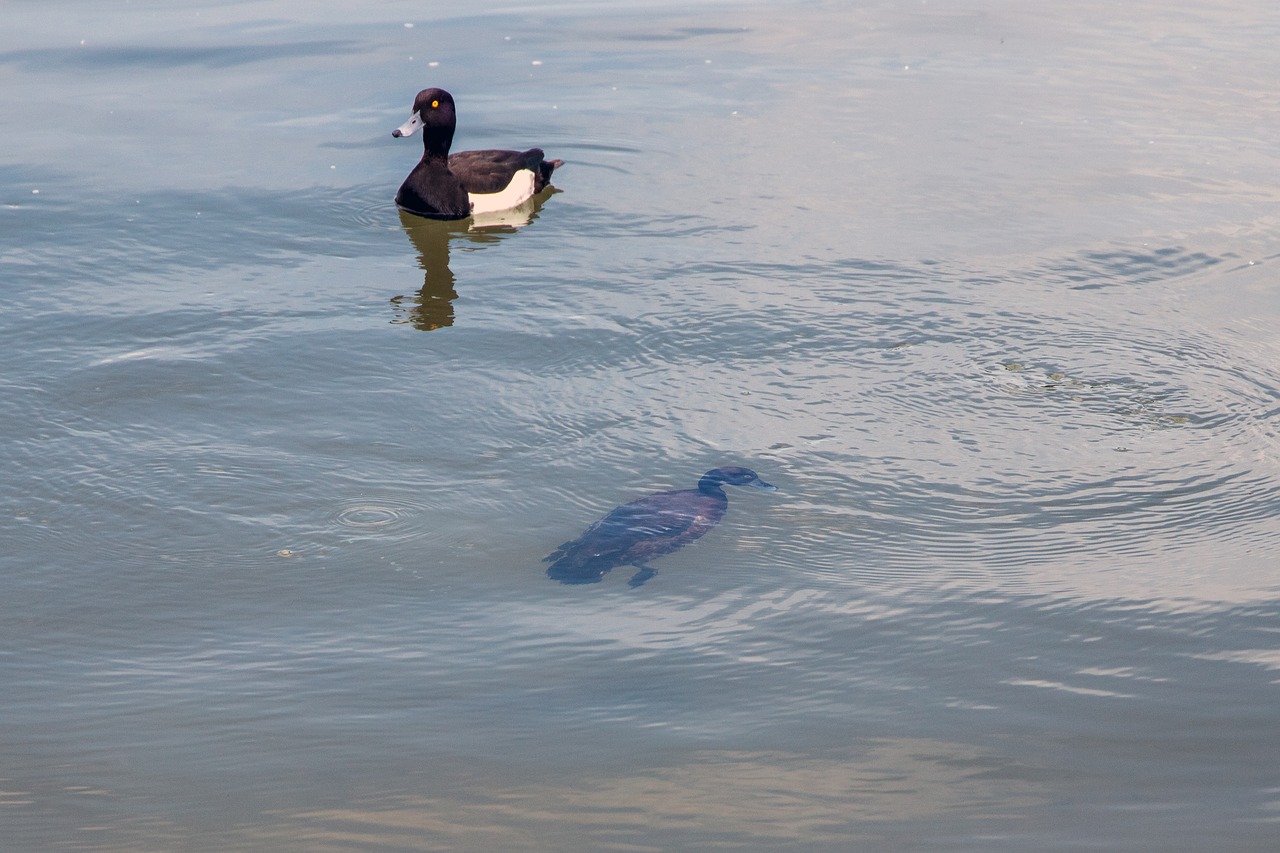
[392,87,562,220]
[545,467,776,588]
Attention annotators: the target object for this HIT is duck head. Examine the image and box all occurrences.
[392,88,458,157]
[699,467,777,493]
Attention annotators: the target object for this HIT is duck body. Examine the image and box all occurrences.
[392,88,561,220]
[545,467,775,587]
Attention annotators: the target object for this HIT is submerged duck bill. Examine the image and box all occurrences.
[391,112,422,138]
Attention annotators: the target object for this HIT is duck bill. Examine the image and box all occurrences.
[391,112,422,138]
[749,479,778,492]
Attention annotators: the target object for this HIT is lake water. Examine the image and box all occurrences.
[3,0,1279,850]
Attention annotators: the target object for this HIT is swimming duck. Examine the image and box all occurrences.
[545,467,776,587]
[392,87,562,220]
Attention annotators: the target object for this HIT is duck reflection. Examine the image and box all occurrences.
[546,467,777,588]
[391,192,553,331]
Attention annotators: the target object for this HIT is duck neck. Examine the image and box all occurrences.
[422,128,454,161]
[697,474,728,498]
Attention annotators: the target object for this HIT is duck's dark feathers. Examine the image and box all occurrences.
[392,88,562,220]
[545,467,775,587]
[450,149,559,194]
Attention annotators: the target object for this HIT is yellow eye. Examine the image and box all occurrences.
[431,99,440,108]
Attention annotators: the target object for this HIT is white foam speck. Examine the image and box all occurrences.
[404,22,413,28]
[531,60,542,66]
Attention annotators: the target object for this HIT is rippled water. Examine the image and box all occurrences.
[3,0,1279,850]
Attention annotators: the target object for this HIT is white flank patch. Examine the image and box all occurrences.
[468,169,536,215]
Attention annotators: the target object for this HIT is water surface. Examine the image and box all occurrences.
[3,0,1279,850]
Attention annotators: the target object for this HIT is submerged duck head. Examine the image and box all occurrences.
[699,466,777,493]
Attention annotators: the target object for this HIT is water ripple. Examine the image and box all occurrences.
[333,502,412,530]
[508,245,1280,604]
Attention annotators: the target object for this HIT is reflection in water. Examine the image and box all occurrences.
[391,192,554,331]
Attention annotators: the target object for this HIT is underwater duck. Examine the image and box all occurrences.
[545,467,776,587]
[392,87,562,220]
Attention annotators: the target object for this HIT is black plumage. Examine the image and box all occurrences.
[545,467,776,587]
[392,88,561,220]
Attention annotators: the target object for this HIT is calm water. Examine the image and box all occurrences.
[3,0,1279,850]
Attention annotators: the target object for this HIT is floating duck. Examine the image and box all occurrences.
[392,87,561,220]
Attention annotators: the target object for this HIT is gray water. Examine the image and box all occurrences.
[3,0,1279,850]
